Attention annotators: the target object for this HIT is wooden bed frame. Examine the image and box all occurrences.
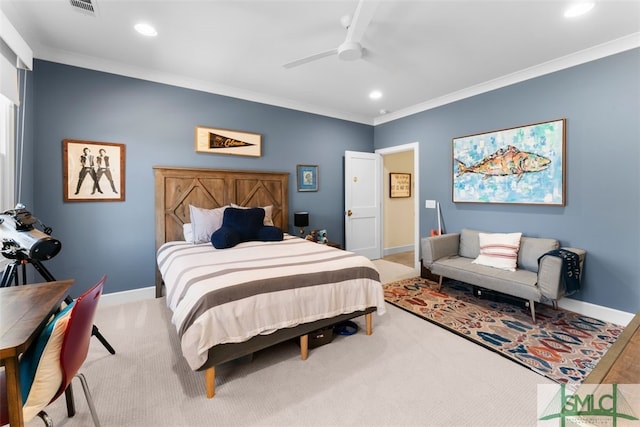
[154,166,376,398]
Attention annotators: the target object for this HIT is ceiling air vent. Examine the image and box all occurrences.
[69,0,98,16]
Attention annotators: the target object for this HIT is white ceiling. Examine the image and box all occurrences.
[2,0,639,125]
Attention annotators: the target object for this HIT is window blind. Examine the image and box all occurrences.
[0,40,18,104]
[0,9,32,105]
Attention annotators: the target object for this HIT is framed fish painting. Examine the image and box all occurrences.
[452,119,566,205]
[195,126,261,157]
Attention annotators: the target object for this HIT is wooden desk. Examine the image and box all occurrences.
[0,280,73,427]
[584,311,640,384]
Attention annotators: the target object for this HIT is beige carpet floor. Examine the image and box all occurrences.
[371,258,417,284]
[26,260,554,427]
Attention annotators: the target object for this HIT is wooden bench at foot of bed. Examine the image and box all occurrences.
[203,312,374,398]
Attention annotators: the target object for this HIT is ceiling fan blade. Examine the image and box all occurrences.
[283,48,338,69]
[345,0,380,44]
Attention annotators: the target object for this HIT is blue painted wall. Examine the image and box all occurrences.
[375,49,640,313]
[28,60,372,296]
[23,49,639,314]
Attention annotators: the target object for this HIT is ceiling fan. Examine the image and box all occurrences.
[283,0,380,69]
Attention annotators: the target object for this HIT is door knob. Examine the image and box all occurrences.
[347,210,353,217]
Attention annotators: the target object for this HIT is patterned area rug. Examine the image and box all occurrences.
[383,277,623,384]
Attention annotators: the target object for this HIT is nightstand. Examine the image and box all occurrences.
[325,241,342,250]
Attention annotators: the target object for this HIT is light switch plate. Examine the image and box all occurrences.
[425,199,436,209]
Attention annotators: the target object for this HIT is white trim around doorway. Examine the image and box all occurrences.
[376,142,420,275]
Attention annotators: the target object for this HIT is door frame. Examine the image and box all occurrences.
[375,142,420,273]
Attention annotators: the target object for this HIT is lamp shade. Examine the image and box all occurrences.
[294,211,309,227]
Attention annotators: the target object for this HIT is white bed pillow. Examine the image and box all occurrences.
[472,232,522,271]
[183,223,194,243]
[189,205,228,244]
[230,203,274,226]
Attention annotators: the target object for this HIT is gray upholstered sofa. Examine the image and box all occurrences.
[421,228,586,322]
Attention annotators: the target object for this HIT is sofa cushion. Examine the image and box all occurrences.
[459,228,481,259]
[430,256,540,301]
[472,232,522,271]
[518,237,560,272]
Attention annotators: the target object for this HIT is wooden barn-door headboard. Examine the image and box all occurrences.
[154,166,289,249]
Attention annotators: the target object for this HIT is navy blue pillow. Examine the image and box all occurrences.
[223,207,265,241]
[210,207,264,248]
[210,226,241,249]
[257,226,284,242]
[211,208,284,248]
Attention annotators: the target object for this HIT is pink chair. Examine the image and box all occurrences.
[0,275,106,426]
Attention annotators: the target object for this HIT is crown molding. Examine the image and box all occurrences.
[34,45,373,125]
[32,32,639,127]
[374,33,640,126]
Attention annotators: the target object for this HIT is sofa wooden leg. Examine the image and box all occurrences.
[529,300,536,323]
[438,275,443,291]
[552,300,558,310]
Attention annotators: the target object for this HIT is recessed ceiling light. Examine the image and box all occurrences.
[135,22,158,37]
[564,2,595,18]
[369,90,382,100]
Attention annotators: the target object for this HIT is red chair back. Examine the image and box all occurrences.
[52,275,106,402]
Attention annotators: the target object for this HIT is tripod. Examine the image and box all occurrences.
[0,252,116,355]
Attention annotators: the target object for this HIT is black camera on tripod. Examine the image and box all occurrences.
[0,208,61,261]
[0,208,115,354]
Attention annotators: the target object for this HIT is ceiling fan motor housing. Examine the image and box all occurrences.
[338,41,362,61]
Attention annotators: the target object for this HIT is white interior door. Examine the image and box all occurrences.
[344,150,381,259]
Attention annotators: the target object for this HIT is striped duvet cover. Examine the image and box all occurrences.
[156,235,386,370]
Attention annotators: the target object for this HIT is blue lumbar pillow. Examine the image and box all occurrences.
[256,226,284,242]
[211,207,283,249]
[223,207,265,241]
[210,225,241,249]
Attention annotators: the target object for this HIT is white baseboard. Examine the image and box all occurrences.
[99,285,635,327]
[383,245,413,256]
[557,298,635,326]
[100,286,156,307]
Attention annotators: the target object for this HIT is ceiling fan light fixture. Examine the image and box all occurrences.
[564,2,595,18]
[340,14,352,29]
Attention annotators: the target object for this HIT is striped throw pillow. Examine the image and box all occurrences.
[472,232,522,271]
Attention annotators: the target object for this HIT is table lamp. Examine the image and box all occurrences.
[294,211,309,236]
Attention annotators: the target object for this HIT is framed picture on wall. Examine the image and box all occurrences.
[297,164,318,192]
[195,126,262,157]
[452,118,565,205]
[390,172,411,198]
[63,139,125,202]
